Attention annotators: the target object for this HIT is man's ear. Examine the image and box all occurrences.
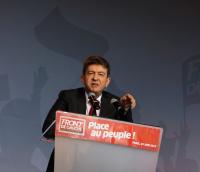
[106,77,111,87]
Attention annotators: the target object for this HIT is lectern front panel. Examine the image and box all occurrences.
[55,111,163,172]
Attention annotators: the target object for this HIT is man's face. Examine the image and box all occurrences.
[81,64,111,96]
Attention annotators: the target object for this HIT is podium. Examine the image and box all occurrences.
[54,111,163,172]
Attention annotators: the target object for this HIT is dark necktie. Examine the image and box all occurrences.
[89,106,97,116]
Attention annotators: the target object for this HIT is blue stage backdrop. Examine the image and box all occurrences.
[0,1,200,172]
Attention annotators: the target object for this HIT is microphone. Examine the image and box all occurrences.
[41,119,56,142]
[110,98,123,111]
[111,98,129,115]
[88,92,101,110]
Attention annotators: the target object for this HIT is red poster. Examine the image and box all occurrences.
[55,111,162,152]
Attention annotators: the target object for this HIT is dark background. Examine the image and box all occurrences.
[0,1,200,172]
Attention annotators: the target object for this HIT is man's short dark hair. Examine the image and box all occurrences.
[82,55,110,76]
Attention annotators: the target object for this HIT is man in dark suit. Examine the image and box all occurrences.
[42,55,136,172]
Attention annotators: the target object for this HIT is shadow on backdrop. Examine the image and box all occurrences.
[35,7,109,61]
[157,55,200,172]
[0,67,48,172]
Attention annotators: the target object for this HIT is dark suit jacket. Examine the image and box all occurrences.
[42,87,133,172]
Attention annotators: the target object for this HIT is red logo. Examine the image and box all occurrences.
[59,116,86,136]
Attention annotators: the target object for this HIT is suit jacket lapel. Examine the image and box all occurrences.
[100,92,109,117]
[76,88,86,115]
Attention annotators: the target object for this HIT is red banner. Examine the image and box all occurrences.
[55,111,162,152]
